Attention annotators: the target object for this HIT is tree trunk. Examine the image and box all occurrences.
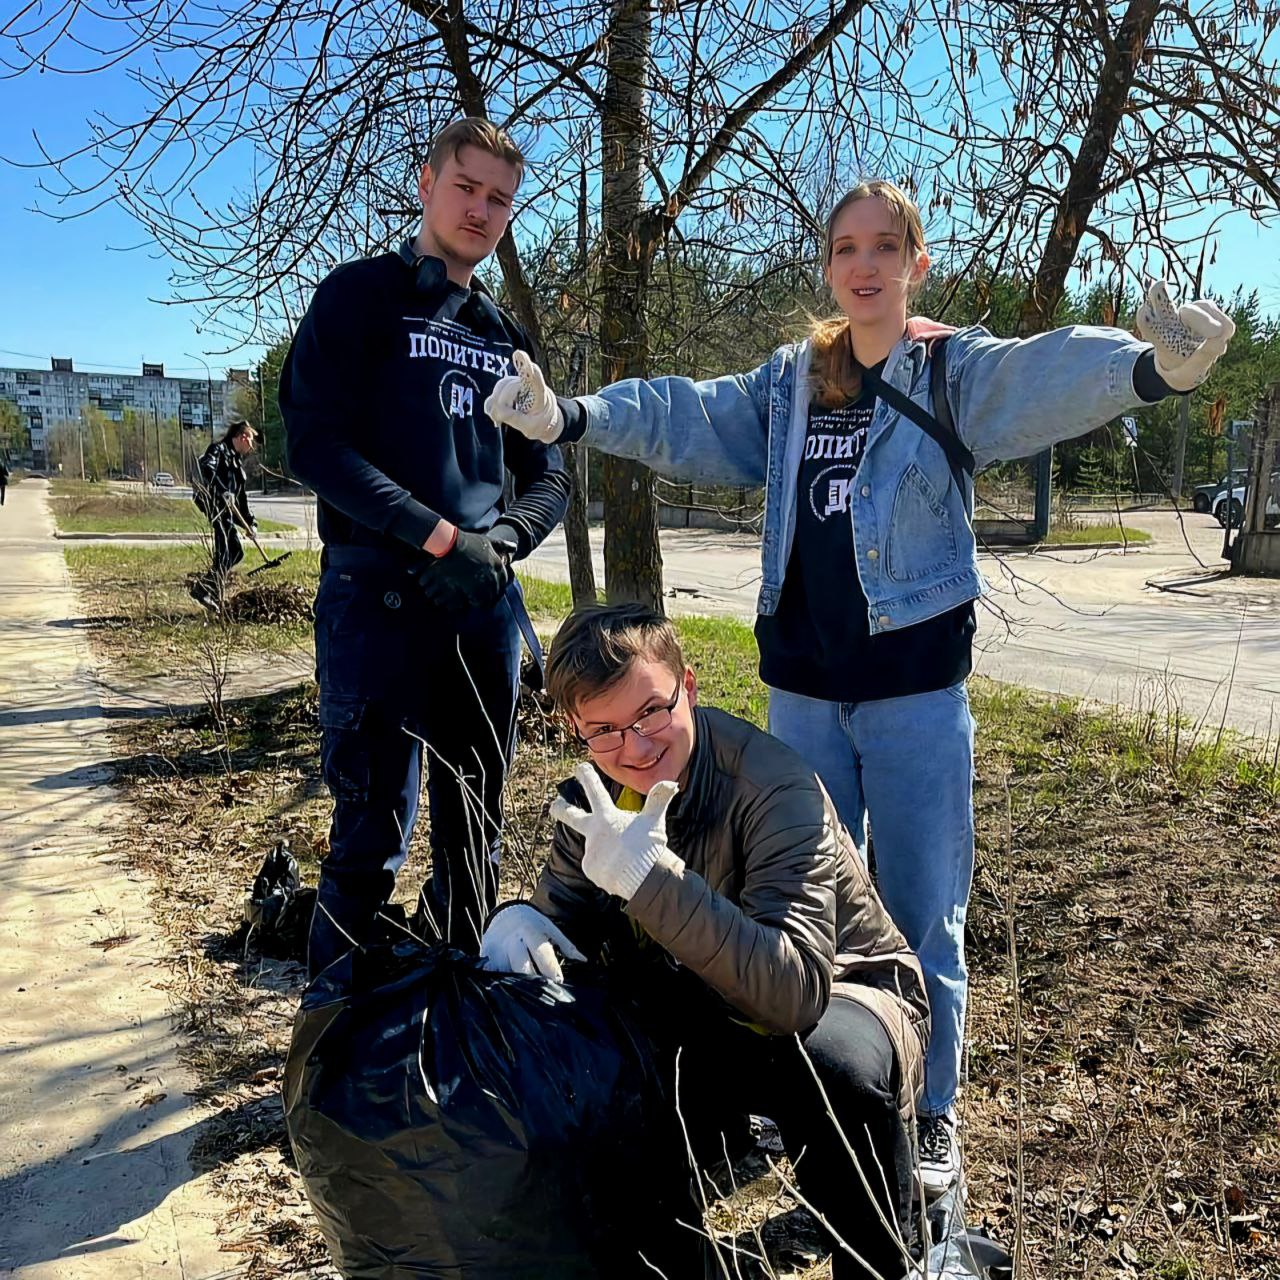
[563,444,597,604]
[599,0,663,611]
[434,16,601,599]
[1020,0,1161,536]
[563,162,598,606]
[563,336,598,605]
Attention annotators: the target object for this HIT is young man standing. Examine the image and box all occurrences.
[191,417,257,608]
[281,118,570,976]
[480,604,931,1280]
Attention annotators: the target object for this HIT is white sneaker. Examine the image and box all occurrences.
[917,1111,961,1200]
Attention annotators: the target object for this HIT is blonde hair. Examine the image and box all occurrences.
[809,180,927,408]
[547,605,685,714]
[427,117,524,183]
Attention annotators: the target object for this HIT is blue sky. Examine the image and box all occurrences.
[2,30,1278,380]
[0,57,263,379]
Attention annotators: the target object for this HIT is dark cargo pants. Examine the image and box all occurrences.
[308,546,523,978]
[192,512,245,602]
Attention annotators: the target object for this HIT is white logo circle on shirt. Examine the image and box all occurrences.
[439,369,481,421]
[808,463,859,522]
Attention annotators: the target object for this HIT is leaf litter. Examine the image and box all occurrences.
[83,643,1280,1278]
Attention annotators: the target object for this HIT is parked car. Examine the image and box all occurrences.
[153,471,175,487]
[1192,468,1246,513]
[1214,480,1280,528]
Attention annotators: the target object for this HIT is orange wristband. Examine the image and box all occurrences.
[425,521,459,557]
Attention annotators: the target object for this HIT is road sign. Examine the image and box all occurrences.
[1121,416,1138,448]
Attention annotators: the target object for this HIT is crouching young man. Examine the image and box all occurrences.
[480,604,930,1280]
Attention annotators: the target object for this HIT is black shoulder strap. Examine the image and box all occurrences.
[856,337,974,501]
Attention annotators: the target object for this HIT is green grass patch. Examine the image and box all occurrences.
[51,479,292,534]
[66,542,321,590]
[65,544,321,671]
[1042,524,1151,545]
[671,613,767,725]
[970,675,1277,798]
[516,572,580,621]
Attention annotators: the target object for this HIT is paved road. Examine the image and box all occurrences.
[135,484,322,545]
[526,511,1280,741]
[150,487,1280,738]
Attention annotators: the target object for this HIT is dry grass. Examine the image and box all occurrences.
[85,674,1279,1279]
[64,551,1280,1279]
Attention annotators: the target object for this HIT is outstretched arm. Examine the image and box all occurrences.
[946,282,1233,469]
[486,350,774,487]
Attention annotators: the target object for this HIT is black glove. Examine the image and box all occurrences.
[408,527,517,613]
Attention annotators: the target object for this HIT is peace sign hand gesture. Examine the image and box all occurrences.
[549,764,680,901]
[1136,281,1235,393]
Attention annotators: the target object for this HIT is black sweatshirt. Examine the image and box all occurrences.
[280,251,570,559]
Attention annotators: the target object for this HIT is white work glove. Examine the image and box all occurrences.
[479,904,586,982]
[549,763,680,901]
[1136,281,1235,392]
[483,350,565,442]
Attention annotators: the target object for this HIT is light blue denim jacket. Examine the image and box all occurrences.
[574,324,1154,633]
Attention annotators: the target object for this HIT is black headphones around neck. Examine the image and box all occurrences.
[398,239,451,295]
[397,237,506,338]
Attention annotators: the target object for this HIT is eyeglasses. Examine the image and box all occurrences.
[577,682,682,755]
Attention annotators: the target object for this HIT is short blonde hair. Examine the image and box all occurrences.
[546,605,685,714]
[427,117,524,183]
[810,180,928,408]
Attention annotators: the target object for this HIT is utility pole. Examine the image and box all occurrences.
[187,353,217,446]
[257,361,268,495]
[1171,255,1206,502]
[77,411,85,481]
[1171,395,1190,499]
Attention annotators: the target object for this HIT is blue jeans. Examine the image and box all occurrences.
[768,682,976,1116]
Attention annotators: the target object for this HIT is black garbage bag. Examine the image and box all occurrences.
[283,940,702,1279]
[242,840,315,963]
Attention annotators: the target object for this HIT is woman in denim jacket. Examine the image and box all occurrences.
[486,180,1234,1195]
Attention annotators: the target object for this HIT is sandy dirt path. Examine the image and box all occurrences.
[0,481,239,1279]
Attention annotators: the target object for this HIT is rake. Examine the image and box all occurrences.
[224,493,292,576]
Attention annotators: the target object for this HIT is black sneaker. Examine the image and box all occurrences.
[918,1111,960,1199]
[189,580,218,611]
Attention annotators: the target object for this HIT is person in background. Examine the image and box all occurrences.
[191,417,257,608]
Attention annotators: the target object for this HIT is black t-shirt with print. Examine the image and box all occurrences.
[755,373,975,704]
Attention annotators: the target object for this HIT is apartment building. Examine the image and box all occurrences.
[0,357,234,470]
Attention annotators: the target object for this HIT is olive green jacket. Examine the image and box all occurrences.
[531,706,929,1118]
